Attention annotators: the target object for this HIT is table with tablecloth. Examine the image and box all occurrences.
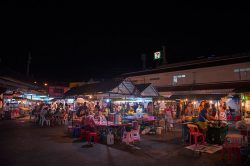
[94,120,132,143]
[123,115,156,129]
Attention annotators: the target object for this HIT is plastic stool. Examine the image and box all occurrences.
[68,125,73,133]
[87,132,98,144]
[73,126,81,137]
[79,129,87,140]
[234,116,241,121]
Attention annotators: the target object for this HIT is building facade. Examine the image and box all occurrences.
[122,54,250,96]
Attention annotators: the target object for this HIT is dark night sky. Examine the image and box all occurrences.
[1,5,250,83]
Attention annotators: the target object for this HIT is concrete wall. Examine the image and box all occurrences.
[128,62,250,87]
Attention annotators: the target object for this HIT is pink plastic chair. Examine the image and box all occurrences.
[122,131,134,145]
[67,125,73,133]
[187,124,205,146]
[132,125,141,142]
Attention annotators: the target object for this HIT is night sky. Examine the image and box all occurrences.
[1,5,250,83]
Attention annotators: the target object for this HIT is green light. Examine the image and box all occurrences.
[242,95,246,100]
[154,51,161,60]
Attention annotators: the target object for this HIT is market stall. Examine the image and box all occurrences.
[168,94,230,144]
[64,79,141,144]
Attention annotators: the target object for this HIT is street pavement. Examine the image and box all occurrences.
[0,117,240,166]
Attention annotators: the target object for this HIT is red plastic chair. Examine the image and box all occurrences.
[227,115,232,121]
[222,134,243,162]
[86,132,98,144]
[234,116,241,121]
[187,124,205,146]
[79,129,87,140]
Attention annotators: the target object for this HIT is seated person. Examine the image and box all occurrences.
[98,112,107,124]
[84,113,95,127]
[136,105,143,114]
[118,104,126,115]
[127,106,135,115]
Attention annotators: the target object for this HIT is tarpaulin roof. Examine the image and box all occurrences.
[64,79,138,97]
[135,83,159,97]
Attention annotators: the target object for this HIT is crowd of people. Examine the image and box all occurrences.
[149,100,230,133]
[75,101,154,118]
[9,98,233,132]
[31,102,72,127]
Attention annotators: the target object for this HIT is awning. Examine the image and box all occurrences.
[135,83,159,97]
[168,94,227,100]
[233,88,250,93]
[64,79,139,97]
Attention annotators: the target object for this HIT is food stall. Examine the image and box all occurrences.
[168,94,229,144]
[64,79,140,143]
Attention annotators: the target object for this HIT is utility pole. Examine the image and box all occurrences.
[26,52,32,77]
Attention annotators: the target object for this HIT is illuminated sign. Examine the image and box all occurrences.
[154,51,161,60]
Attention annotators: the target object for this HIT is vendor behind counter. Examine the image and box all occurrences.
[197,102,211,133]
[197,102,229,144]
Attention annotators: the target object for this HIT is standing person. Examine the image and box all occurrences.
[118,104,126,116]
[198,100,205,113]
[211,104,217,117]
[51,102,57,112]
[4,103,11,120]
[147,102,153,115]
[176,102,181,119]
[215,102,227,122]
[197,102,211,135]
[83,102,88,115]
[184,102,193,116]
[133,103,138,112]
[95,102,100,112]
[65,103,69,114]
[164,104,174,131]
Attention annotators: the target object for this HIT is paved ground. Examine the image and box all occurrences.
[0,117,241,166]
